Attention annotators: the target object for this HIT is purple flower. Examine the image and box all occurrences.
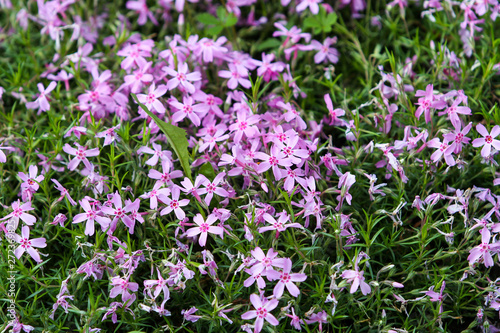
[241,294,279,333]
[311,37,339,64]
[72,198,110,236]
[182,307,202,322]
[258,211,302,237]
[19,165,44,192]
[52,179,77,206]
[1,200,36,228]
[159,186,190,219]
[136,83,167,114]
[163,62,201,94]
[110,276,139,304]
[468,227,500,267]
[63,143,99,171]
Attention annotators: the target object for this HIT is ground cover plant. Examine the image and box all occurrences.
[1,0,500,332]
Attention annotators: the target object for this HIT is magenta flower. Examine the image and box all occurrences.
[140,182,171,210]
[468,227,500,267]
[1,200,36,228]
[123,62,154,93]
[182,307,202,322]
[414,84,447,123]
[159,186,190,219]
[13,226,47,263]
[19,165,44,192]
[218,64,251,90]
[170,96,207,127]
[101,192,135,233]
[255,146,293,179]
[254,53,285,82]
[163,62,201,94]
[443,121,472,154]
[185,213,224,247]
[472,124,500,158]
[196,37,228,63]
[73,199,111,236]
[137,143,171,166]
[136,83,167,114]
[64,126,87,139]
[110,276,139,304]
[259,211,302,237]
[95,125,121,146]
[267,258,307,298]
[63,143,100,171]
[438,98,472,128]
[311,37,339,64]
[324,94,345,125]
[26,82,57,114]
[228,110,260,143]
[241,294,279,333]
[126,0,158,25]
[144,268,170,300]
[148,159,183,187]
[248,247,286,276]
[285,307,304,331]
[341,261,371,295]
[197,172,229,205]
[427,137,455,166]
[296,0,323,14]
[51,179,77,206]
[424,282,446,314]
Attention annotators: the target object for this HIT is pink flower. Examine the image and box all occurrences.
[248,247,286,276]
[443,121,472,154]
[137,143,172,166]
[427,137,455,166]
[424,281,446,314]
[19,165,44,192]
[13,226,47,263]
[1,200,36,228]
[196,37,228,63]
[140,183,171,210]
[110,276,139,304]
[101,192,135,233]
[296,0,323,14]
[51,179,77,206]
[136,83,167,114]
[197,172,229,205]
[185,213,224,247]
[63,143,100,171]
[182,307,202,322]
[96,125,121,146]
[324,94,345,126]
[341,257,371,295]
[64,126,87,139]
[159,186,190,219]
[258,211,302,237]
[148,159,183,187]
[241,294,279,333]
[472,124,500,158]
[126,0,158,25]
[414,84,447,123]
[437,98,472,128]
[468,227,500,267]
[170,96,207,127]
[285,307,304,330]
[267,258,307,298]
[26,82,57,114]
[73,199,110,236]
[311,37,339,64]
[144,268,170,300]
[218,64,252,90]
[163,62,201,94]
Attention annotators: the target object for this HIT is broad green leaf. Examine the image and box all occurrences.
[254,38,281,52]
[207,25,224,36]
[131,93,192,181]
[224,13,238,27]
[199,162,216,180]
[196,13,219,25]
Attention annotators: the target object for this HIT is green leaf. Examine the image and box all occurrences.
[196,13,220,26]
[254,38,281,52]
[224,13,238,27]
[131,93,192,181]
[198,162,216,180]
[207,25,224,36]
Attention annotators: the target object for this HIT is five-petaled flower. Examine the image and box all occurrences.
[185,213,224,247]
[241,294,279,333]
[13,225,47,263]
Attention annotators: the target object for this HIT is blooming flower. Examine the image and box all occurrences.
[267,258,307,297]
[13,225,47,263]
[472,124,500,158]
[185,213,224,247]
[159,186,190,219]
[163,62,201,94]
[218,64,252,90]
[26,82,57,114]
[136,83,167,114]
[51,179,77,206]
[1,200,36,229]
[241,294,279,333]
[258,211,302,237]
[63,143,100,171]
[311,37,339,64]
[110,276,139,304]
[197,172,229,205]
[468,227,500,267]
[72,198,110,236]
[19,165,44,192]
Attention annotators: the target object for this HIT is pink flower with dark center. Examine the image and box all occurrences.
[324,94,345,126]
[136,83,167,114]
[148,159,183,187]
[140,182,171,210]
[443,121,472,154]
[144,268,170,300]
[427,137,455,166]
[296,0,323,14]
[218,64,251,90]
[267,258,307,298]
[73,199,110,236]
[63,143,100,171]
[170,96,207,127]
[259,211,302,238]
[101,192,134,233]
[159,186,190,220]
[110,276,139,304]
[137,143,172,167]
[468,227,500,267]
[437,98,472,128]
[163,62,201,94]
[185,213,224,247]
[1,200,36,228]
[241,294,279,333]
[472,124,500,158]
[19,165,44,192]
[13,226,47,263]
[197,172,229,205]
[96,124,121,146]
[311,37,339,64]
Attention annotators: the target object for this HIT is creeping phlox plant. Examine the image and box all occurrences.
[1,0,500,332]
